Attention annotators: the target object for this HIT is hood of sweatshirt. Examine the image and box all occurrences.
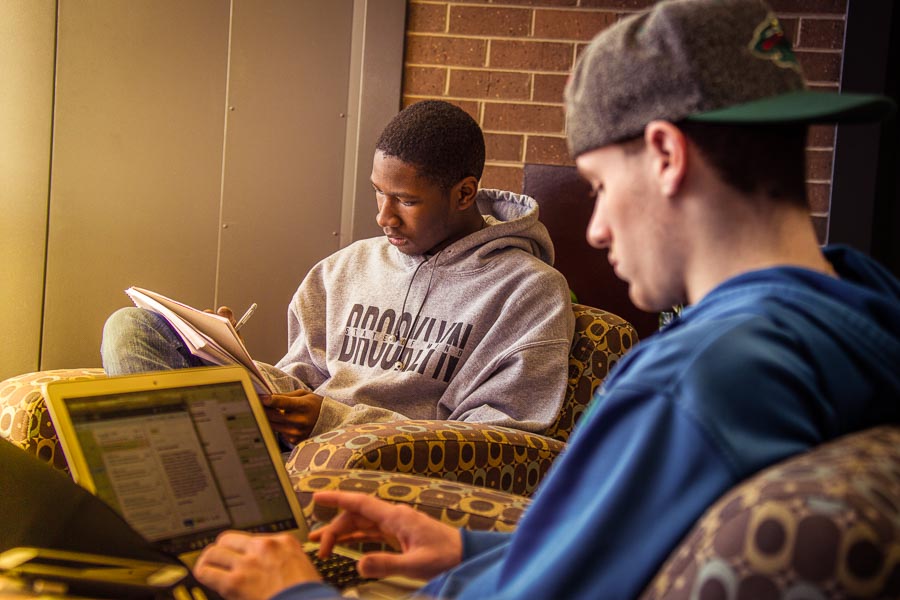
[623,244,900,453]
[392,188,556,271]
[681,245,900,400]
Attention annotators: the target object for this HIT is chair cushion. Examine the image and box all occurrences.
[544,303,638,443]
[0,368,106,471]
[641,425,900,600]
[291,468,531,533]
[287,420,565,498]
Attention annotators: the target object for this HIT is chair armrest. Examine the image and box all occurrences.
[286,420,566,497]
[640,425,900,600]
[292,468,531,533]
[0,368,106,470]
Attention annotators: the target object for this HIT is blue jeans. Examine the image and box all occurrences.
[101,307,207,375]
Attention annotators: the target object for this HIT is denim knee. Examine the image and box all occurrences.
[101,307,200,375]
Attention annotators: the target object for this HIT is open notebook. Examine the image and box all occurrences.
[43,366,366,590]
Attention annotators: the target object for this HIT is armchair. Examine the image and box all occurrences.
[288,425,900,600]
[0,367,105,471]
[284,303,638,496]
[4,318,895,599]
[0,304,636,492]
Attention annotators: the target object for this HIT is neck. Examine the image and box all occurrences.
[682,194,836,306]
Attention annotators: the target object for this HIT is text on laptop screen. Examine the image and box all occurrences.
[65,381,296,554]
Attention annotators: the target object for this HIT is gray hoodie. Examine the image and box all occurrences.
[257,189,575,436]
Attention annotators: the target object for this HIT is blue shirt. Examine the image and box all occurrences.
[275,246,900,600]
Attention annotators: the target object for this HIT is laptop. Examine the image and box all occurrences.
[43,366,368,590]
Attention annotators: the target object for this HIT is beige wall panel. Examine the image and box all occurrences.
[217,0,354,363]
[0,1,57,379]
[42,1,230,368]
[342,0,406,245]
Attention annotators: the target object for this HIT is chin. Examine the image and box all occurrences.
[628,289,667,314]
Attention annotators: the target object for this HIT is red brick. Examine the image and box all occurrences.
[448,69,531,100]
[490,40,574,72]
[768,0,846,15]
[403,66,447,96]
[578,0,654,9]
[482,164,524,193]
[811,214,829,245]
[798,18,845,50]
[805,149,834,181]
[533,9,616,41]
[483,102,566,134]
[533,73,568,103]
[449,6,531,37]
[485,133,524,162]
[795,50,842,83]
[807,82,839,92]
[496,0,576,6]
[407,2,447,34]
[525,135,572,165]
[779,17,799,46]
[808,124,836,147]
[574,42,591,61]
[807,182,830,213]
[406,34,487,67]
[402,97,480,123]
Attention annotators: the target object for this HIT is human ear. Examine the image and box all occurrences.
[453,176,479,210]
[644,121,687,197]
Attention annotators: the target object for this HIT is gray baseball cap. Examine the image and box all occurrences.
[564,0,896,158]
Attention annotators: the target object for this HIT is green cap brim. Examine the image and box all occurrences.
[687,90,897,124]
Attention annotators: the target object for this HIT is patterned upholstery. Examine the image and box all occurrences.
[547,304,637,442]
[286,421,566,498]
[640,425,900,600]
[285,304,638,497]
[0,368,105,471]
[299,425,900,598]
[1,356,896,599]
[292,468,531,534]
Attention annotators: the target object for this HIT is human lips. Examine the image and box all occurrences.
[608,255,621,277]
[385,231,407,246]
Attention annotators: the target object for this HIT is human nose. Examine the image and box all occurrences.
[586,201,610,250]
[376,197,400,229]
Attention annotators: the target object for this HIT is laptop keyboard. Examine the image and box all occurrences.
[307,549,372,590]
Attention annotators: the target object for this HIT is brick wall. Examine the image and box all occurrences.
[403,0,848,242]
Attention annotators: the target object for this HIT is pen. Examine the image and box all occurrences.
[234,302,258,332]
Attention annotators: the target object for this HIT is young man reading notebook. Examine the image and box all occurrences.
[101,100,574,445]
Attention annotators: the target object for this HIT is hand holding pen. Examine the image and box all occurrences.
[206,303,258,332]
[234,303,258,332]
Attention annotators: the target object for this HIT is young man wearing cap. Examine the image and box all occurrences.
[192,1,900,598]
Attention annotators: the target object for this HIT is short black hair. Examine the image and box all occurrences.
[375,100,485,190]
[678,121,809,208]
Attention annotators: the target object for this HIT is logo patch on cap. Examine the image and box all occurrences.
[749,13,800,72]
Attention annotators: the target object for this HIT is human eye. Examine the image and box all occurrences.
[588,184,603,201]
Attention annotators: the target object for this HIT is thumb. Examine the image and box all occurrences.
[356,552,409,579]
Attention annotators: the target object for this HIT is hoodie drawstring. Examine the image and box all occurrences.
[390,250,443,371]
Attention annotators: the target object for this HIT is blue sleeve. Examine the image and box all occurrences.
[461,530,512,559]
[269,582,341,600]
[425,377,739,600]
[432,310,845,599]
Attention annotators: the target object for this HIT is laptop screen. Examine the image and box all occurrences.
[64,381,297,556]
